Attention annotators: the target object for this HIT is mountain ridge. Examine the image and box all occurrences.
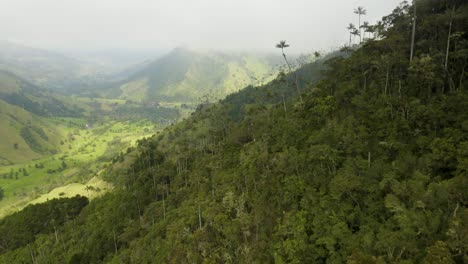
[106,47,282,102]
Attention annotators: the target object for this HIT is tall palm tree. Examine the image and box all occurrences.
[365,23,375,40]
[361,21,370,40]
[275,40,302,103]
[276,40,292,71]
[352,28,361,44]
[354,6,367,43]
[347,23,356,46]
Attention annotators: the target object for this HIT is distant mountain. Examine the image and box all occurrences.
[0,41,111,92]
[107,48,282,102]
[0,70,83,117]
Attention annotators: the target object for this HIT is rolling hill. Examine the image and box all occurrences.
[0,41,112,92]
[0,70,85,164]
[0,70,84,117]
[107,48,282,102]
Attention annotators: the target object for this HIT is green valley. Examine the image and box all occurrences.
[0,70,183,217]
[0,0,467,263]
[0,118,157,217]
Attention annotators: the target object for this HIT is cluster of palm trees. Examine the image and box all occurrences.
[346,6,374,46]
[272,7,374,100]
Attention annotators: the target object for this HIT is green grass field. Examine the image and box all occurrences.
[0,119,156,218]
[0,99,69,165]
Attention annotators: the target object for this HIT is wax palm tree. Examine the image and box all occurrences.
[352,28,361,44]
[275,40,302,103]
[347,23,356,46]
[354,6,367,43]
[361,21,370,40]
[365,23,375,40]
[276,40,292,71]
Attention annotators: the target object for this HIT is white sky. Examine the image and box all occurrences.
[0,0,402,54]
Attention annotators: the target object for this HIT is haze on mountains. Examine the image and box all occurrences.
[1,0,400,53]
[0,0,401,101]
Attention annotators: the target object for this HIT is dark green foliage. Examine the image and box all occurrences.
[1,1,467,263]
[30,126,48,141]
[0,70,84,117]
[20,127,46,154]
[0,196,88,253]
[61,160,67,170]
[0,186,4,201]
[113,102,180,123]
[0,90,82,117]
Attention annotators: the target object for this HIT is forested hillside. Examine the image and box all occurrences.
[0,0,467,263]
[106,48,281,102]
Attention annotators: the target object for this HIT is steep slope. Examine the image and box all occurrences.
[0,1,467,263]
[110,48,281,102]
[0,71,84,164]
[0,70,84,117]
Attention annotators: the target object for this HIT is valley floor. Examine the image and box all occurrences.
[0,119,155,218]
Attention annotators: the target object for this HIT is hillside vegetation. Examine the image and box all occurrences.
[108,48,281,102]
[0,0,467,263]
[0,72,180,216]
[0,70,85,164]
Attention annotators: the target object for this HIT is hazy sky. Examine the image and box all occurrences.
[0,0,402,54]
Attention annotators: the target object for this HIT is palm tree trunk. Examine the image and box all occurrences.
[162,188,166,220]
[29,247,36,264]
[282,50,303,103]
[359,15,362,43]
[445,6,455,71]
[282,94,287,115]
[54,226,59,243]
[410,1,417,63]
[368,152,371,168]
[282,52,292,72]
[198,204,202,229]
[385,65,390,95]
[459,63,466,91]
[113,229,118,253]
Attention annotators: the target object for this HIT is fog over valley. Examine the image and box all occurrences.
[1,0,400,56]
